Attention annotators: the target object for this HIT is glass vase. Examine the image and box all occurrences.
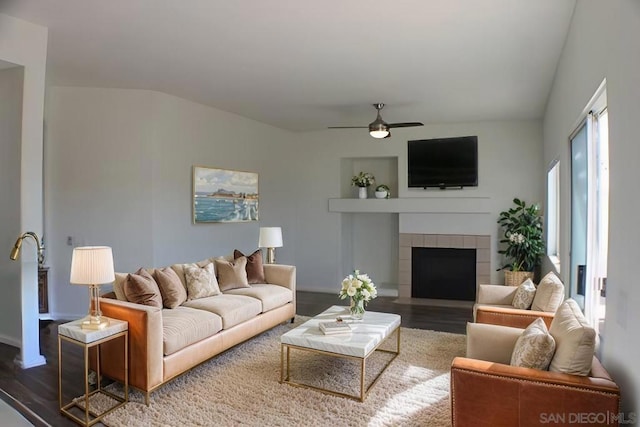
[349,298,365,320]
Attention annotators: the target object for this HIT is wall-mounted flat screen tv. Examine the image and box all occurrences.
[408,136,478,189]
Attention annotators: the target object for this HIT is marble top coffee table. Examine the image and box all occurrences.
[280,305,401,401]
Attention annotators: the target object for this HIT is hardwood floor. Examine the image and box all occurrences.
[0,291,472,426]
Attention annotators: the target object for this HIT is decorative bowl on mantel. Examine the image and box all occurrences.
[375,190,387,199]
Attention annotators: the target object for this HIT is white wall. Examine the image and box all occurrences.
[300,120,543,290]
[0,66,24,347]
[0,13,47,368]
[543,0,640,412]
[45,87,298,318]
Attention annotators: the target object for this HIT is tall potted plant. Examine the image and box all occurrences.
[497,198,545,286]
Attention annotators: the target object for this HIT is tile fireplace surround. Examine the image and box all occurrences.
[398,233,491,299]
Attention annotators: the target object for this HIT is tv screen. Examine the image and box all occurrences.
[408,136,478,188]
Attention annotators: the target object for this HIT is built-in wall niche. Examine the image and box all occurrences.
[340,156,398,198]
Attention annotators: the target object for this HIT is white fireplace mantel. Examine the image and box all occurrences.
[328,196,491,214]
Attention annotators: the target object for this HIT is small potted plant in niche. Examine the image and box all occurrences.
[497,198,545,286]
[375,184,390,199]
[351,171,375,199]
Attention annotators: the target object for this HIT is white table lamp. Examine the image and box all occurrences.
[70,246,115,330]
[259,227,283,264]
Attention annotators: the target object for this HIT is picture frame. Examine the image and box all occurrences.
[192,166,259,223]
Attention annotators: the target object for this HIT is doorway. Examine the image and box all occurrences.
[569,85,609,339]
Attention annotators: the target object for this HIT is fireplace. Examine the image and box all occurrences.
[412,247,476,301]
[398,233,491,300]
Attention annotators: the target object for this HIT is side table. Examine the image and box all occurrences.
[58,317,128,426]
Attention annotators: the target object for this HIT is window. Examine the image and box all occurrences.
[546,161,560,264]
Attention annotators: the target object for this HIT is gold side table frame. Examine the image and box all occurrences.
[58,327,128,426]
[280,326,400,402]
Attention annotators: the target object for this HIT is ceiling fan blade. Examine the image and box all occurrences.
[327,126,368,129]
[387,122,424,128]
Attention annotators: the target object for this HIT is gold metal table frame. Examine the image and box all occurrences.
[280,325,400,402]
[58,330,128,426]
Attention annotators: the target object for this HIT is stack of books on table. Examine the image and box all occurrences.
[319,321,352,335]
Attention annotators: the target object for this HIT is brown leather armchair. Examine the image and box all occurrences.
[450,322,620,426]
[474,284,556,329]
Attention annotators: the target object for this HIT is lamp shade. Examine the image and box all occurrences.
[70,246,115,285]
[258,227,283,248]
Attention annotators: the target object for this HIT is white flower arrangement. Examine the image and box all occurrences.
[351,171,375,188]
[339,270,377,303]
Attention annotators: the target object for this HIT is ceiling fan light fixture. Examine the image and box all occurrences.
[369,122,389,139]
[370,129,390,138]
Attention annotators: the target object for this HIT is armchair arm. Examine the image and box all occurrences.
[98,298,164,392]
[477,284,517,305]
[451,357,620,427]
[476,305,555,329]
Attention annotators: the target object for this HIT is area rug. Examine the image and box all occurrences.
[98,316,465,427]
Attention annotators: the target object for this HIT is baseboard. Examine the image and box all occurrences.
[0,333,20,348]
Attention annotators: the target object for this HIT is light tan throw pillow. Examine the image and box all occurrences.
[154,267,188,308]
[184,263,220,300]
[215,257,251,291]
[531,272,565,312]
[123,268,163,308]
[510,317,556,370]
[548,299,596,376]
[512,278,537,309]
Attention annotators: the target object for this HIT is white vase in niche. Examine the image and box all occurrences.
[358,187,368,199]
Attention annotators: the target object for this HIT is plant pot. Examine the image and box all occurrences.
[358,187,368,199]
[504,270,534,286]
[374,190,387,199]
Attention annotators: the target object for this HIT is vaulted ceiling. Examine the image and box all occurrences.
[1,0,576,131]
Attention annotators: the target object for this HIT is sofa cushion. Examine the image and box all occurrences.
[162,306,223,356]
[224,284,293,312]
[512,279,536,309]
[184,262,221,300]
[215,258,251,291]
[170,257,216,289]
[113,272,128,301]
[234,249,266,284]
[123,268,163,308]
[510,317,556,370]
[154,267,188,309]
[548,299,596,376]
[531,272,564,312]
[181,294,261,329]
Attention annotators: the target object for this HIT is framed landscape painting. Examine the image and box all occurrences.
[193,166,259,223]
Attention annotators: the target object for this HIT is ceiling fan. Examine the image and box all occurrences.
[328,103,424,139]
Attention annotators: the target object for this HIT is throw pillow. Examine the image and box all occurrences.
[184,263,220,300]
[511,278,537,309]
[154,266,188,308]
[531,271,565,312]
[123,268,163,308]
[548,299,596,376]
[510,317,556,370]
[233,249,266,284]
[215,257,251,291]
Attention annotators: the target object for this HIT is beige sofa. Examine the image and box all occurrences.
[97,259,296,404]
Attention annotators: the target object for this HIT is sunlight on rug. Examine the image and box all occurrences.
[99,316,465,427]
